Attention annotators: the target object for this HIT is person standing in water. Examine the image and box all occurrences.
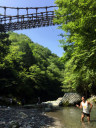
[76,96,93,122]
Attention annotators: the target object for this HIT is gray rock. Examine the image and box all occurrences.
[19,112,28,119]
[41,97,62,109]
[26,125,32,128]
[0,121,5,125]
[8,121,20,128]
[60,93,81,106]
[44,107,52,112]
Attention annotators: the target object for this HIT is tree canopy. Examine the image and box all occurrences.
[54,0,96,97]
[0,32,64,103]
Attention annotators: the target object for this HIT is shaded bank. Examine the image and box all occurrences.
[0,107,62,128]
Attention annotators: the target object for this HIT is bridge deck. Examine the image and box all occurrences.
[0,6,57,32]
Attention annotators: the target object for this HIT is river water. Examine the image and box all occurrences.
[46,105,96,128]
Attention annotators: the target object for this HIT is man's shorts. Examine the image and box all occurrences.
[82,112,90,117]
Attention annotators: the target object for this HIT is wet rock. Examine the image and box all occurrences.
[44,107,52,112]
[0,121,5,124]
[26,125,32,128]
[8,120,20,128]
[0,121,5,128]
[0,106,62,128]
[19,112,28,119]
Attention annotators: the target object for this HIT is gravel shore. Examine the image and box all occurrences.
[0,106,62,128]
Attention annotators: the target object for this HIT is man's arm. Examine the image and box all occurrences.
[76,102,82,109]
[87,101,93,113]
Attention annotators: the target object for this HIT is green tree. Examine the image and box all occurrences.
[54,0,96,96]
[0,32,64,102]
[0,33,12,95]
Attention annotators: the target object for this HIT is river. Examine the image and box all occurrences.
[46,104,96,128]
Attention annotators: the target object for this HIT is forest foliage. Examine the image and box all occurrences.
[54,0,96,97]
[1,0,96,103]
[0,32,64,103]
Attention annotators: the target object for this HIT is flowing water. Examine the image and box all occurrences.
[46,105,96,128]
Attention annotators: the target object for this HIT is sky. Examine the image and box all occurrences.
[0,0,65,57]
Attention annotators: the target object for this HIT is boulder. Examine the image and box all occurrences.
[41,97,62,111]
[87,95,96,104]
[8,121,20,128]
[19,112,28,119]
[60,93,81,106]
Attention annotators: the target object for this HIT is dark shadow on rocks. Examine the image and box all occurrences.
[0,107,60,128]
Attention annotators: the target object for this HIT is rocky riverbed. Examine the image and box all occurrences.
[0,106,62,128]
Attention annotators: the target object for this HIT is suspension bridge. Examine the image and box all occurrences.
[0,6,57,32]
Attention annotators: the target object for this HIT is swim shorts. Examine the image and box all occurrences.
[82,112,90,117]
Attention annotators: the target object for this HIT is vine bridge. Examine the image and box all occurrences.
[0,6,57,32]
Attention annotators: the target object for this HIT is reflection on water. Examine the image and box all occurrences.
[46,105,96,128]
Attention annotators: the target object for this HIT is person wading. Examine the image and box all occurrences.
[76,96,93,122]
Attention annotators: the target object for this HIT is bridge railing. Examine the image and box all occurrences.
[0,6,57,32]
[0,11,55,24]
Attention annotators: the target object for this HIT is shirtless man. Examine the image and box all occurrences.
[76,96,93,122]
